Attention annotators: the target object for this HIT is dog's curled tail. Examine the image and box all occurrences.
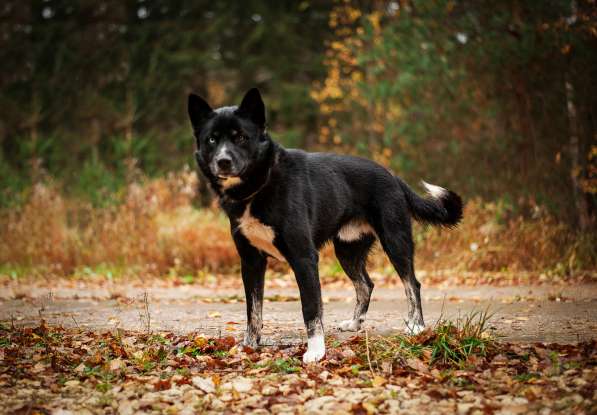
[397,178,463,227]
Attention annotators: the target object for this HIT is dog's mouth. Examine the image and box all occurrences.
[215,167,246,180]
[210,157,247,180]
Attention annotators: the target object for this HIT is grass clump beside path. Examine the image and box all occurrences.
[357,309,494,372]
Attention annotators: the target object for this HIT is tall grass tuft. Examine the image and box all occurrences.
[359,308,495,371]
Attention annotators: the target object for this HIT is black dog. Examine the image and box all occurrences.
[188,88,462,363]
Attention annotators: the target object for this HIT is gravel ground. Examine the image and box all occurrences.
[1,281,595,345]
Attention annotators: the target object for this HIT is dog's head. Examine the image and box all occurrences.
[187,88,271,182]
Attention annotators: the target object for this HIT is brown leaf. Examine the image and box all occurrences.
[232,377,253,393]
[192,376,215,393]
[371,375,387,387]
[351,403,368,415]
[491,354,508,365]
[380,360,393,375]
[425,388,445,400]
[154,378,171,391]
[362,401,377,415]
[109,358,125,371]
[194,335,208,347]
[406,357,429,373]
[215,336,236,351]
[174,376,191,386]
[86,352,103,366]
[242,345,256,354]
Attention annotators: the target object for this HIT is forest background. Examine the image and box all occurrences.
[1,0,595,280]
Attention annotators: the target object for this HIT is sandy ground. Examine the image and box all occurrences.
[1,281,596,345]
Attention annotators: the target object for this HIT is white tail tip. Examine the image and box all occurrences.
[421,181,448,199]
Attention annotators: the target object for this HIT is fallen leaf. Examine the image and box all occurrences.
[194,335,208,347]
[371,375,387,387]
[31,362,46,373]
[362,401,377,414]
[192,376,215,393]
[232,377,253,393]
[109,358,125,371]
[154,378,172,391]
[406,357,429,373]
[214,336,236,351]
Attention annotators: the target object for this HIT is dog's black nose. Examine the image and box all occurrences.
[217,157,232,171]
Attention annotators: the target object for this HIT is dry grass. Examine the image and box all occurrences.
[0,172,594,279]
[414,199,595,274]
[357,308,495,371]
[0,171,236,277]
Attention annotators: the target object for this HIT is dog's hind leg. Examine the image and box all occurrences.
[333,235,375,332]
[376,219,425,335]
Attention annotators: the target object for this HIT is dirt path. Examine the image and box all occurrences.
[2,282,596,344]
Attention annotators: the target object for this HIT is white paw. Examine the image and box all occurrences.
[302,348,325,363]
[303,334,325,364]
[242,333,259,348]
[406,321,425,335]
[338,319,361,332]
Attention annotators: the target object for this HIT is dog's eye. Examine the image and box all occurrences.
[237,135,246,143]
[208,137,216,145]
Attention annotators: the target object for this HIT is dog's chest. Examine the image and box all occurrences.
[237,204,285,262]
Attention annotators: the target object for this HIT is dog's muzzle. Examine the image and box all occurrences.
[211,144,243,177]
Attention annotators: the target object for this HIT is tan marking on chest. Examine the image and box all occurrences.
[238,205,285,261]
[220,176,242,189]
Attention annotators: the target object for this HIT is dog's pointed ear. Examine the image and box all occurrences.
[188,93,213,130]
[237,88,265,128]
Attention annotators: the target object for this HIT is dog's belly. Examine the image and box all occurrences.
[337,221,376,242]
[238,205,286,261]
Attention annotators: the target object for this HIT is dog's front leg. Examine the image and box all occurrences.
[234,236,267,348]
[240,255,266,347]
[288,250,325,363]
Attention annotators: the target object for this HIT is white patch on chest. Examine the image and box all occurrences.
[238,204,285,261]
[337,221,376,242]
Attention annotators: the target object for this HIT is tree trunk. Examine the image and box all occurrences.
[194,69,213,207]
[565,75,590,231]
[124,87,137,183]
[29,88,43,182]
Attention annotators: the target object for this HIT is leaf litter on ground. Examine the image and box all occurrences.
[0,316,595,414]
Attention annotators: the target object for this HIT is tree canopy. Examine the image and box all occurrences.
[1,0,595,227]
